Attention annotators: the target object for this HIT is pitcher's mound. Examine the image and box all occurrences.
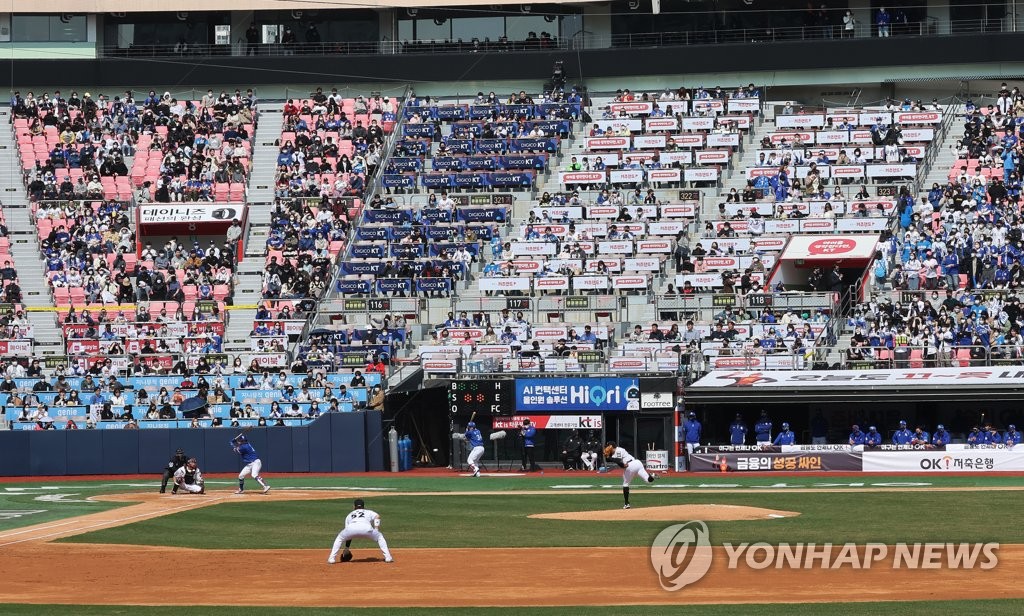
[530,504,800,522]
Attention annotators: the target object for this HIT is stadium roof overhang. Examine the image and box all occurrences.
[9,0,599,12]
[686,368,1024,404]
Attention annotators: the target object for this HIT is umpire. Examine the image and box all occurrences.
[160,448,188,493]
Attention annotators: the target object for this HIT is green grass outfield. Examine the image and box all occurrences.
[3,474,1022,614]
[0,601,1022,616]
[58,490,1023,548]
[0,472,1018,534]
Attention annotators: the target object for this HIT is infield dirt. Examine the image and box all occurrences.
[0,489,1021,608]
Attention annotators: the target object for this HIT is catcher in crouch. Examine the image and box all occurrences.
[173,458,206,494]
[604,441,658,509]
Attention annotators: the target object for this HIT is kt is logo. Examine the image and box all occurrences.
[649,521,713,591]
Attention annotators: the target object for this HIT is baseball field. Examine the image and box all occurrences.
[0,471,1022,614]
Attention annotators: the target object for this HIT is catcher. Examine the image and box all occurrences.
[604,441,658,509]
[172,458,206,495]
[160,448,188,494]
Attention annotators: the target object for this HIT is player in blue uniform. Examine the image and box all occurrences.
[729,414,747,445]
[772,422,795,445]
[519,419,542,472]
[754,411,773,445]
[231,434,270,494]
[465,421,485,477]
[864,426,883,447]
[892,420,913,445]
[849,424,866,446]
[1005,425,1020,447]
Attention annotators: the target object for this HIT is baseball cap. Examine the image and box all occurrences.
[354,498,365,508]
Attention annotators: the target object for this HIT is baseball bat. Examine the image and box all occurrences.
[235,426,254,440]
[469,411,476,423]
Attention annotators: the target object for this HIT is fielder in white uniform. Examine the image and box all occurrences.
[172,458,206,494]
[328,499,394,564]
[605,441,658,509]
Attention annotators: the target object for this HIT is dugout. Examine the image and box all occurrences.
[685,368,1024,445]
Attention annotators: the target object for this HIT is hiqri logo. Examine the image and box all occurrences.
[650,521,713,591]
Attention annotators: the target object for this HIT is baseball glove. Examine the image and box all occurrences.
[603,444,615,458]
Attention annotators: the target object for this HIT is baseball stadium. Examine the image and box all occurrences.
[1,0,1024,614]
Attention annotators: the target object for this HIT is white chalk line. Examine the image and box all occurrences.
[0,497,228,548]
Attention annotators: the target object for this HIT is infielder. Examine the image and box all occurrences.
[172,458,206,494]
[465,421,485,477]
[603,441,659,509]
[231,434,270,494]
[328,498,394,564]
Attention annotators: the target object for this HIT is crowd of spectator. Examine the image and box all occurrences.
[14,89,257,204]
[277,89,393,200]
[263,197,349,300]
[876,84,1024,294]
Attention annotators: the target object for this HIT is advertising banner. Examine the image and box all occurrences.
[585,137,630,150]
[492,415,604,430]
[707,133,742,147]
[479,277,531,292]
[689,450,863,472]
[691,366,1024,389]
[139,205,242,224]
[608,101,653,115]
[515,377,640,412]
[0,340,33,356]
[560,171,606,185]
[866,163,916,178]
[685,168,719,182]
[862,450,1024,472]
[895,111,942,124]
[776,114,826,128]
[728,99,760,112]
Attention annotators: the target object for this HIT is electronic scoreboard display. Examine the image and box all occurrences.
[449,380,513,416]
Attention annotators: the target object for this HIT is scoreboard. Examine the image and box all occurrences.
[449,380,513,416]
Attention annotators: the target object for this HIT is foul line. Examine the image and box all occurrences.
[0,497,228,548]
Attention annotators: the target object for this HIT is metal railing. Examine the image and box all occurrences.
[302,86,413,361]
[841,344,1022,370]
[97,18,1012,60]
[913,99,960,194]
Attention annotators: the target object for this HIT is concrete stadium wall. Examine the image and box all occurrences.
[2,32,1024,89]
[0,411,385,476]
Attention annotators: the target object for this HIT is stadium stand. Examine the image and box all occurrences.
[0,69,1002,433]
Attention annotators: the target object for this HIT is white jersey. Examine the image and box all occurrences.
[345,508,381,531]
[173,465,203,485]
[611,447,635,465]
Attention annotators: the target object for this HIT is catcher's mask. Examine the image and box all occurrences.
[187,458,198,468]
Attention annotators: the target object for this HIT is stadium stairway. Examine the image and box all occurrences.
[221,110,285,352]
[715,115,771,211]
[247,109,284,206]
[224,252,264,353]
[0,106,64,354]
[919,105,963,191]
